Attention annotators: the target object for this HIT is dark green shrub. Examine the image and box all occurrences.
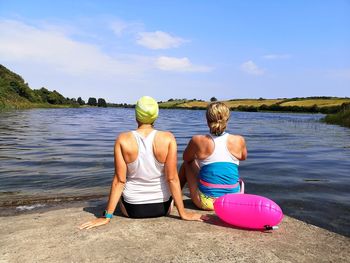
[98,98,107,107]
[87,97,97,106]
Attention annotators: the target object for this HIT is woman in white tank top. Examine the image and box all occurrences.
[80,96,204,230]
[179,102,247,211]
[122,129,170,205]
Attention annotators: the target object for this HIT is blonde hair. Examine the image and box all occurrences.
[206,102,230,136]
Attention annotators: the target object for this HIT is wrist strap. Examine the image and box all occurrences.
[103,210,113,219]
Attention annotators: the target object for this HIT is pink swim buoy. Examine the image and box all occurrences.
[213,194,283,230]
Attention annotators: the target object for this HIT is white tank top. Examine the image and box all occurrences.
[197,133,240,167]
[122,130,171,204]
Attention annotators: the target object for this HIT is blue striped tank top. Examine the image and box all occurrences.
[197,133,240,197]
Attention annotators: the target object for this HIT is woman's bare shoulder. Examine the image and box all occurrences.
[155,131,176,144]
[192,134,210,143]
[115,131,134,144]
[227,134,246,145]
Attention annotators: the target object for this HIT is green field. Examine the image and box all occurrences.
[279,99,350,107]
[225,99,283,107]
[159,98,350,110]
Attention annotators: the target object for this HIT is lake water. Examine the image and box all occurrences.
[0,108,349,236]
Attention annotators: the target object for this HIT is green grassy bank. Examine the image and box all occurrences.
[0,64,79,110]
[322,104,350,128]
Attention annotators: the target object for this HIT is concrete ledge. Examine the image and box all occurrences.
[0,199,349,263]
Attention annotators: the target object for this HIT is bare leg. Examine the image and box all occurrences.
[182,161,202,209]
[178,163,187,189]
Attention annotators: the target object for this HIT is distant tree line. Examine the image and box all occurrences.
[9,82,80,106]
[275,96,348,103]
[165,98,205,102]
[9,79,108,107]
[161,97,217,103]
[34,87,71,105]
[107,103,135,108]
[22,86,109,107]
[85,97,107,107]
[77,97,85,105]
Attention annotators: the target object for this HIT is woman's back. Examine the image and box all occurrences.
[188,133,247,162]
[197,133,239,168]
[118,129,169,164]
[194,133,242,197]
[120,129,171,204]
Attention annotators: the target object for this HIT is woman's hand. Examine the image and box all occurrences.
[79,218,110,230]
[180,212,209,222]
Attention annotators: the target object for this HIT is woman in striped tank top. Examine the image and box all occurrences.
[179,102,247,210]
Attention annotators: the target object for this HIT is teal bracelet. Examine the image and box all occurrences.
[103,210,113,219]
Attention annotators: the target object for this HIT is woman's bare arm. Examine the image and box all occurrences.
[227,135,248,161]
[240,136,248,160]
[104,136,127,213]
[79,136,127,229]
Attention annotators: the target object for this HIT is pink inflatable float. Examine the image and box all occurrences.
[213,194,283,230]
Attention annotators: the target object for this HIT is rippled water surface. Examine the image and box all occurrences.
[1,108,349,236]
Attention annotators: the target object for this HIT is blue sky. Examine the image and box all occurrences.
[0,0,349,103]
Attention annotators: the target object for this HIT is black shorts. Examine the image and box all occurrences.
[121,197,173,218]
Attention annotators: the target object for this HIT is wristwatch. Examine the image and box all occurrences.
[103,210,113,219]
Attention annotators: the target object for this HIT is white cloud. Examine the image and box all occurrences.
[155,56,212,72]
[0,19,213,102]
[110,20,128,36]
[240,60,265,75]
[262,54,291,60]
[110,19,143,36]
[0,19,148,76]
[137,31,187,49]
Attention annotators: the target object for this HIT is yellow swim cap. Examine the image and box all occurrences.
[135,96,159,124]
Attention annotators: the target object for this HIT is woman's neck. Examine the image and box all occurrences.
[137,123,153,130]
